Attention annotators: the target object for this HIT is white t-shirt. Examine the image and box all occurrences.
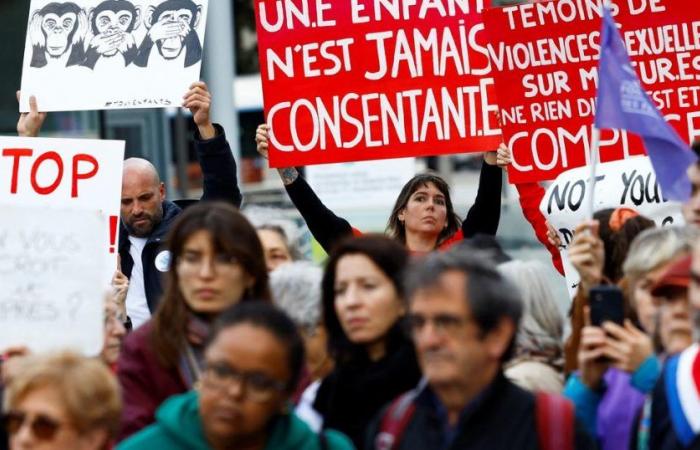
[125,236,152,329]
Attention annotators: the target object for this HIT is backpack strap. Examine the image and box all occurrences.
[535,392,575,450]
[374,391,418,450]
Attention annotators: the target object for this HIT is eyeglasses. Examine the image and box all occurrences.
[1,411,63,440]
[406,313,469,337]
[202,361,287,402]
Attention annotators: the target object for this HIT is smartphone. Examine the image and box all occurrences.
[589,285,625,327]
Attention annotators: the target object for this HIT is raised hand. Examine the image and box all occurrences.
[256,124,270,159]
[569,220,604,293]
[74,9,88,45]
[16,91,47,137]
[183,81,215,139]
[578,307,610,390]
[29,13,45,48]
[88,32,122,55]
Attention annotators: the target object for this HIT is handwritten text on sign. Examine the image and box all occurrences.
[256,0,503,167]
[540,155,683,297]
[0,137,124,354]
[484,0,700,183]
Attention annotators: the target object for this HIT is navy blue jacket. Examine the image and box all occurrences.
[118,124,242,312]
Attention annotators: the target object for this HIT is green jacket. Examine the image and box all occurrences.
[117,390,355,450]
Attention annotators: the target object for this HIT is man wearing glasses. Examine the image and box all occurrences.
[366,250,595,450]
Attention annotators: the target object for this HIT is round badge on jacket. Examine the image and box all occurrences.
[155,251,172,272]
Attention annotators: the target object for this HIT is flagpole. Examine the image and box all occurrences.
[588,127,600,221]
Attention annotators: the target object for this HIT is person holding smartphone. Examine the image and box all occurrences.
[563,226,698,450]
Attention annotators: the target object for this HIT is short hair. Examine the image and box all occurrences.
[270,261,323,331]
[623,226,699,281]
[211,302,305,393]
[692,139,700,160]
[405,249,523,362]
[3,352,121,438]
[498,260,563,362]
[322,235,409,362]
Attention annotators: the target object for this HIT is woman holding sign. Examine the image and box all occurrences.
[255,124,503,254]
[116,202,271,441]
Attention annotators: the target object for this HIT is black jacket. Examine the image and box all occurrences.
[365,374,596,450]
[649,357,700,450]
[118,124,242,312]
[285,161,502,254]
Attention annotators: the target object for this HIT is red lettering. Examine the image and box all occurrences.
[2,148,33,194]
[30,151,63,195]
[71,154,99,198]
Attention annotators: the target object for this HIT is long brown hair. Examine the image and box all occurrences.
[386,174,461,247]
[152,201,271,368]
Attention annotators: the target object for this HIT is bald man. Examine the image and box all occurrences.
[116,82,241,328]
[18,82,242,329]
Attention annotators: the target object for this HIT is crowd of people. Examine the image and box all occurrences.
[2,83,700,450]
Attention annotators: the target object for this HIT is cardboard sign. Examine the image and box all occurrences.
[540,155,683,297]
[484,0,700,183]
[0,136,124,354]
[255,0,503,168]
[19,0,210,112]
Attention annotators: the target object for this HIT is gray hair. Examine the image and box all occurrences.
[623,226,699,281]
[405,249,523,361]
[269,261,323,331]
[243,206,307,260]
[498,260,563,362]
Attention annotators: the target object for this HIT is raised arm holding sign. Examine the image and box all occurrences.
[256,124,503,254]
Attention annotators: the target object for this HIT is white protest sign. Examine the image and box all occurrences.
[540,156,684,297]
[0,136,124,354]
[306,157,416,211]
[19,0,209,112]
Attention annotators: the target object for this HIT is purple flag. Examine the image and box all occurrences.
[594,6,697,201]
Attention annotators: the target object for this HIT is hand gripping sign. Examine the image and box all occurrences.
[255,0,503,167]
[0,136,124,355]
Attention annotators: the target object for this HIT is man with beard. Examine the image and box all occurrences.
[117,81,241,328]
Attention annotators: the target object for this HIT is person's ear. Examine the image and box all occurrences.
[159,182,166,200]
[398,209,405,223]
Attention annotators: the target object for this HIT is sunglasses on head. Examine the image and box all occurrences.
[1,410,63,440]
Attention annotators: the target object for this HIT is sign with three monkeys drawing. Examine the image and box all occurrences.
[19,0,210,112]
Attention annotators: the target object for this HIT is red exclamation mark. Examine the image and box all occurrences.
[109,216,118,254]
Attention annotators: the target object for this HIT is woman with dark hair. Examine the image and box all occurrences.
[255,125,502,254]
[116,202,271,441]
[296,235,421,449]
[118,302,353,450]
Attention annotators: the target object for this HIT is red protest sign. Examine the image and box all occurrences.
[255,0,503,168]
[484,0,700,184]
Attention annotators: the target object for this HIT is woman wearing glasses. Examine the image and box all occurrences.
[296,235,421,449]
[2,352,121,450]
[116,202,271,441]
[118,302,353,450]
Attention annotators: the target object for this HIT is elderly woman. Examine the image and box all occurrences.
[270,261,334,400]
[499,260,565,393]
[2,352,121,450]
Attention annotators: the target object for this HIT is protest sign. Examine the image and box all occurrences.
[0,136,124,354]
[255,0,503,168]
[484,0,700,183]
[306,157,416,210]
[540,155,683,297]
[19,0,210,112]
